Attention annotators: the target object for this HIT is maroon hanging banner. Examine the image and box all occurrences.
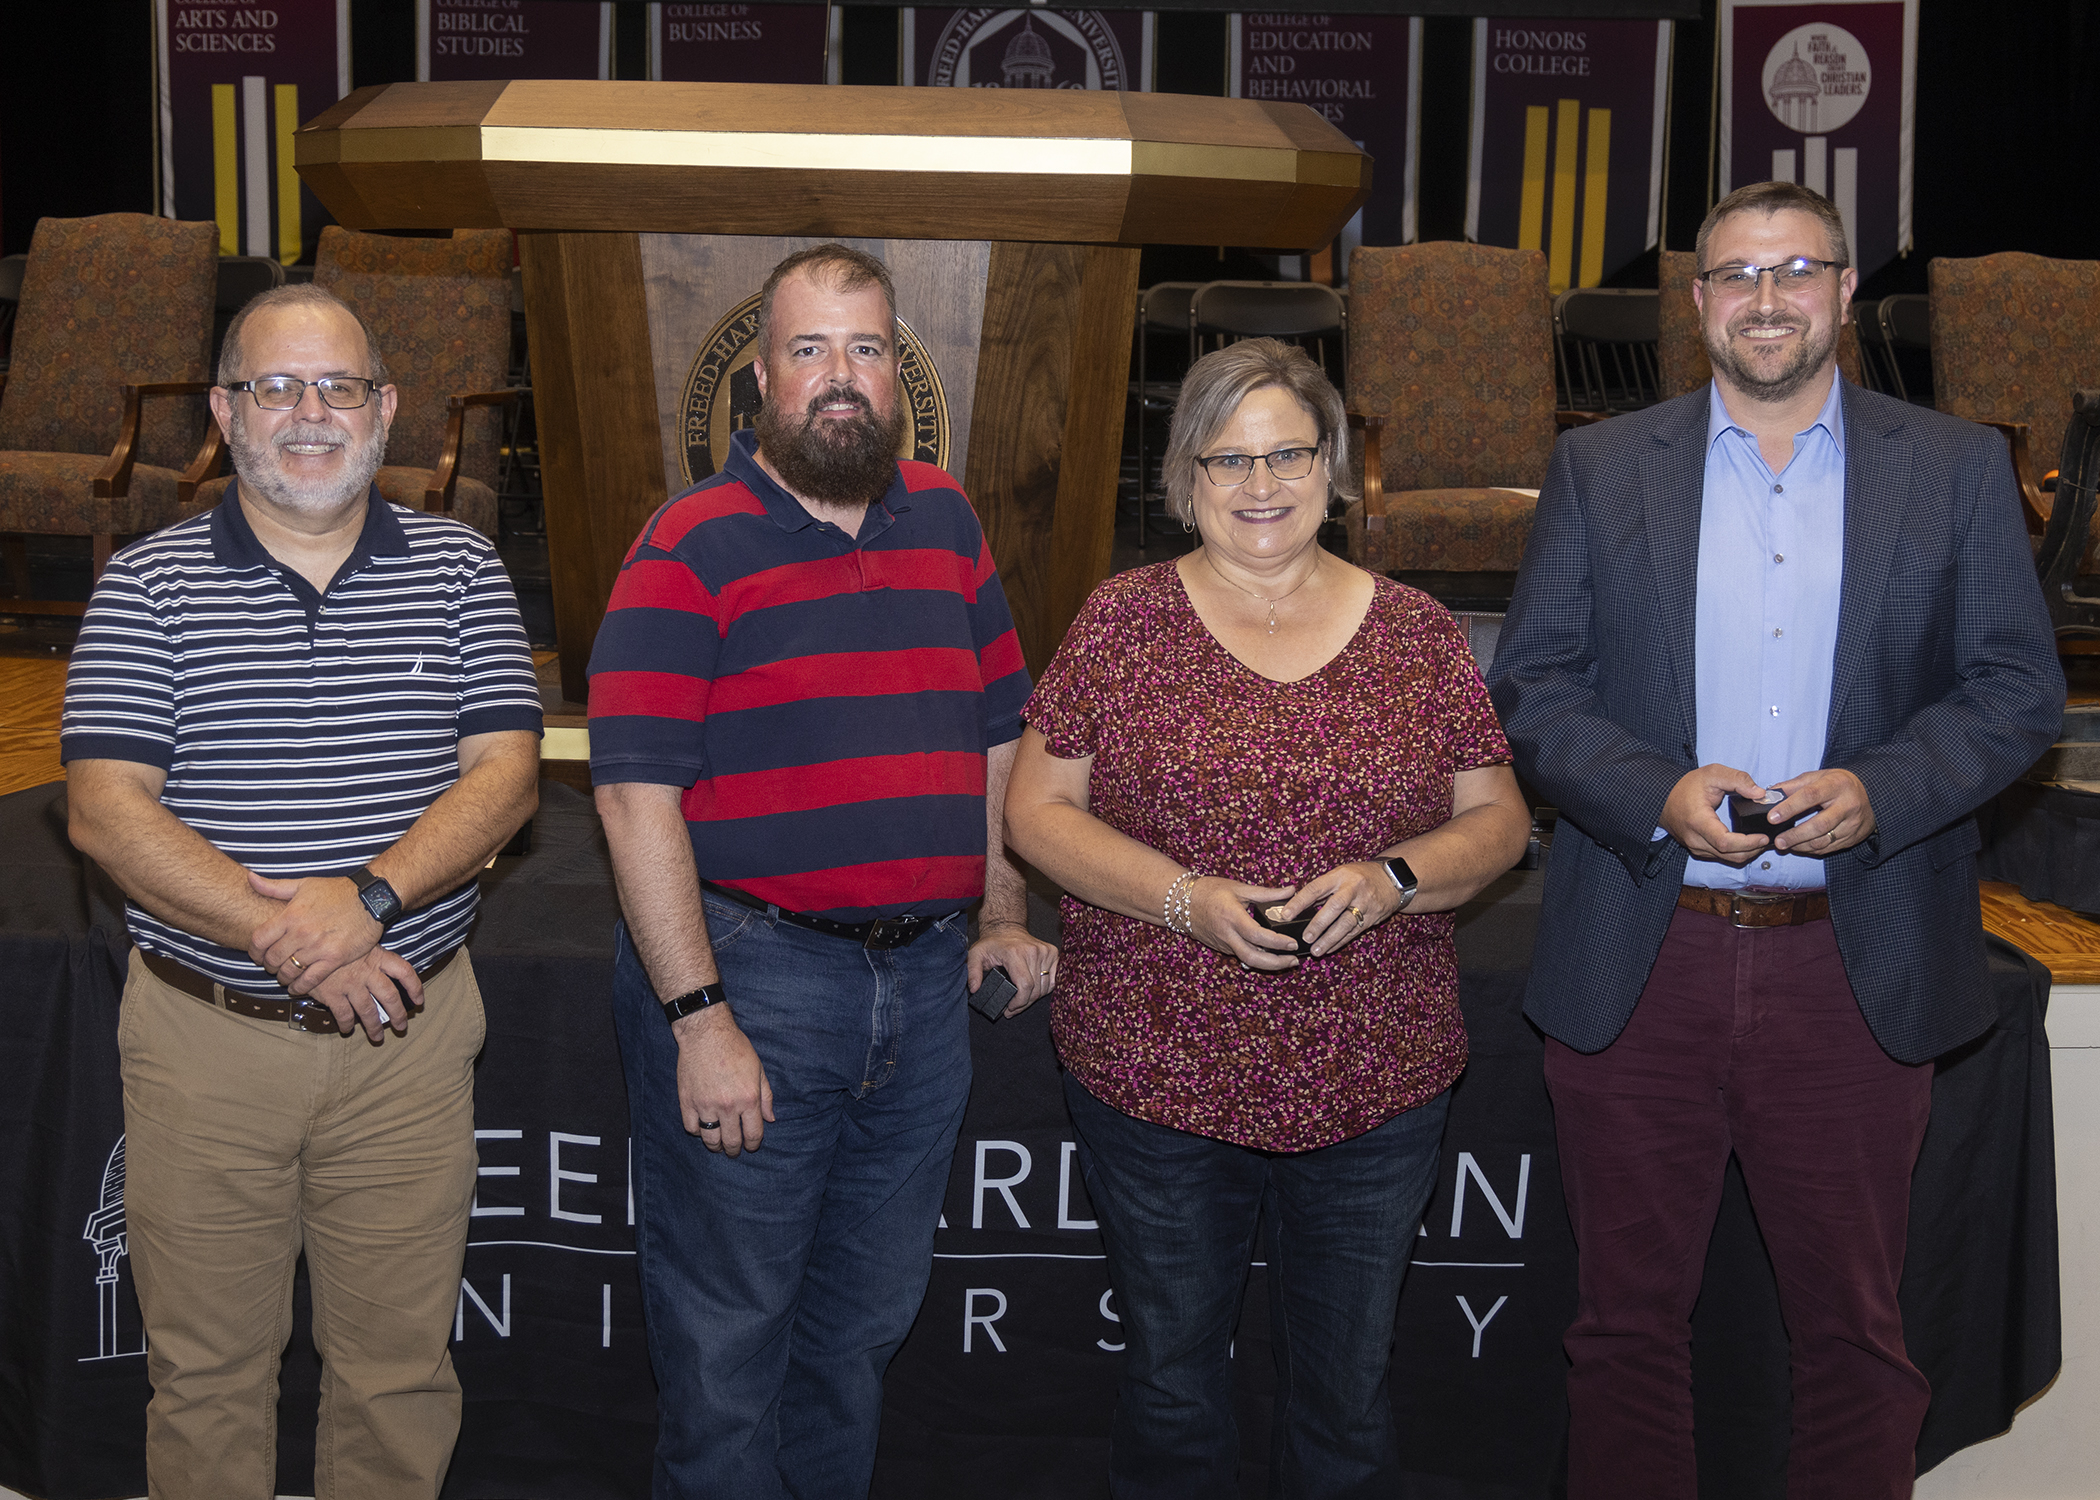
[650,4,832,84]
[902,9,1153,92]
[1466,17,1672,294]
[1231,13,1417,252]
[419,0,612,82]
[156,0,349,266]
[1719,0,1915,279]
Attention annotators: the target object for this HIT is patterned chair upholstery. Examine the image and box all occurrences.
[1656,248,1864,398]
[189,227,515,537]
[1929,251,2100,567]
[0,213,218,611]
[1344,243,1561,583]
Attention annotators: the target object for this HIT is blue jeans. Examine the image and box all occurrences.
[1065,1073,1451,1500]
[613,896,972,1500]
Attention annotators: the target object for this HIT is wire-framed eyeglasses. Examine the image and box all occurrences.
[1196,446,1320,486]
[1694,258,1845,294]
[224,376,378,410]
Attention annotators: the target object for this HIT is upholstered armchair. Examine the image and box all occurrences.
[1344,242,1589,608]
[189,227,516,537]
[0,213,219,613]
[1655,248,1865,400]
[1929,251,2100,557]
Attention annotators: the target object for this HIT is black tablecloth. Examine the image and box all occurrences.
[1980,780,2100,916]
[0,781,2060,1499]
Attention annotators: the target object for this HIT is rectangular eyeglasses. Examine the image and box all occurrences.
[225,376,377,410]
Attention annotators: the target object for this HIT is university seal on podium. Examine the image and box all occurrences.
[678,292,952,485]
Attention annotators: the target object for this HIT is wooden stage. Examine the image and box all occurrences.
[11,627,2100,984]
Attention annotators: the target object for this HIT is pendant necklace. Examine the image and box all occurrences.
[1203,549,1318,635]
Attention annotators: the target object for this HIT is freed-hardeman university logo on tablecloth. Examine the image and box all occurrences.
[678,292,953,485]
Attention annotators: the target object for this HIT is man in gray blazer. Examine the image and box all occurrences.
[1486,181,2062,1499]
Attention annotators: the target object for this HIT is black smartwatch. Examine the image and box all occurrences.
[349,865,403,926]
[662,982,729,1025]
[1382,856,1419,911]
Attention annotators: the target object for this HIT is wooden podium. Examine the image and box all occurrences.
[295,81,1369,700]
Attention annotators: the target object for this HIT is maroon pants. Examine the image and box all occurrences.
[1544,904,1934,1500]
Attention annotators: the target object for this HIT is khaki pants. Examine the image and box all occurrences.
[119,948,486,1500]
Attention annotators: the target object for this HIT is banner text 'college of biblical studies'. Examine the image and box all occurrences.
[156,0,348,266]
[1467,17,1671,296]
[418,0,612,81]
[1719,0,1916,279]
[1232,13,1417,253]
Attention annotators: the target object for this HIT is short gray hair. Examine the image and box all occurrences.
[1694,180,1850,273]
[1162,338,1356,525]
[217,282,389,387]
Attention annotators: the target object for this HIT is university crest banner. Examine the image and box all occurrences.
[418,0,612,82]
[649,4,834,84]
[1231,13,1419,251]
[1719,0,1917,278]
[1466,17,1672,294]
[155,0,349,265]
[901,9,1154,93]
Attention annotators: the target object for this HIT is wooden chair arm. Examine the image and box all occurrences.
[426,388,523,512]
[1979,420,2049,535]
[177,422,228,507]
[93,381,216,498]
[1556,409,1609,429]
[1347,411,1384,515]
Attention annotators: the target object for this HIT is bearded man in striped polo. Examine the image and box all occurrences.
[62,283,543,1500]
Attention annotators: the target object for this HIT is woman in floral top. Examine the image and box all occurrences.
[1005,339,1530,1494]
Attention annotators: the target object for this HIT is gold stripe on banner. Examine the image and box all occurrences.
[212,84,240,258]
[275,85,302,266]
[1580,107,1611,289]
[1518,105,1549,253]
[1549,98,1580,295]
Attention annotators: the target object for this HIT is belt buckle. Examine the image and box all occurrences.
[287,997,340,1034]
[863,917,916,951]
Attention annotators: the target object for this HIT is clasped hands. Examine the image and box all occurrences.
[1660,764,1875,866]
[243,870,422,1043]
[1178,863,1404,972]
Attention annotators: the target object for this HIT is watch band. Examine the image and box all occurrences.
[1382,856,1419,911]
[662,982,729,1025]
[349,865,403,926]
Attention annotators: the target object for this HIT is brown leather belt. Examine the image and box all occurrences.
[141,947,458,1034]
[1677,886,1830,928]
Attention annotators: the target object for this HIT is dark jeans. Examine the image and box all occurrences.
[1545,904,1934,1500]
[613,897,972,1500]
[1064,1072,1451,1500]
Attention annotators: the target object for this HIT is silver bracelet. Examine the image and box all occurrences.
[1163,871,1201,936]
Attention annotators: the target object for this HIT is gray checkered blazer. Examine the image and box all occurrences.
[1486,381,2063,1064]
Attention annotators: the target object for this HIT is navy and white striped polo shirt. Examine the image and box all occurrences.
[61,485,544,995]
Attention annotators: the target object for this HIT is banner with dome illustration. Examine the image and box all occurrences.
[1719,0,1916,278]
[649,4,834,84]
[1465,18,1672,296]
[901,9,1154,92]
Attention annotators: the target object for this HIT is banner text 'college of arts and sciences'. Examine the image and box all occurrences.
[1233,13,1418,253]
[1719,0,1916,279]
[157,0,348,266]
[1467,17,1671,295]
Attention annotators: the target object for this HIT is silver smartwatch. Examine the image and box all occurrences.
[1382,856,1419,911]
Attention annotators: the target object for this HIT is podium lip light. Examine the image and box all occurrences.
[302,126,1357,190]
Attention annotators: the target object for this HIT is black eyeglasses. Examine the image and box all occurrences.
[1694,258,1845,294]
[224,376,377,410]
[1196,446,1320,486]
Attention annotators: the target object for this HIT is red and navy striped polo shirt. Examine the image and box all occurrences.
[586,430,1031,923]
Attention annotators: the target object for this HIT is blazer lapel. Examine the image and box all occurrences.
[1644,392,1709,753]
[1826,382,1908,740]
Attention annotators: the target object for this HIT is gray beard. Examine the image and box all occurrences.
[754,386,907,508]
[228,408,388,514]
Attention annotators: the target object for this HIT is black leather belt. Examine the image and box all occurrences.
[1677,886,1830,928]
[700,880,960,951]
[141,947,458,1034]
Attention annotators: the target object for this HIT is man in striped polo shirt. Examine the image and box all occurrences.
[590,244,1057,1497]
[62,283,543,1500]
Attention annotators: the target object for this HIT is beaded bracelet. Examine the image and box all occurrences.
[1163,871,1201,936]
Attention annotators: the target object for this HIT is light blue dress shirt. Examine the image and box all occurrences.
[1683,375,1847,890]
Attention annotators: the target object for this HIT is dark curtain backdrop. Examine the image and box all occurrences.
[4,2,2094,270]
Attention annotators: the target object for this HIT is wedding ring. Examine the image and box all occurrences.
[288,955,305,970]
[697,1119,722,1130]
[1349,906,1365,924]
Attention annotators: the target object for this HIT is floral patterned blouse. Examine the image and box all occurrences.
[1027,560,1512,1151]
